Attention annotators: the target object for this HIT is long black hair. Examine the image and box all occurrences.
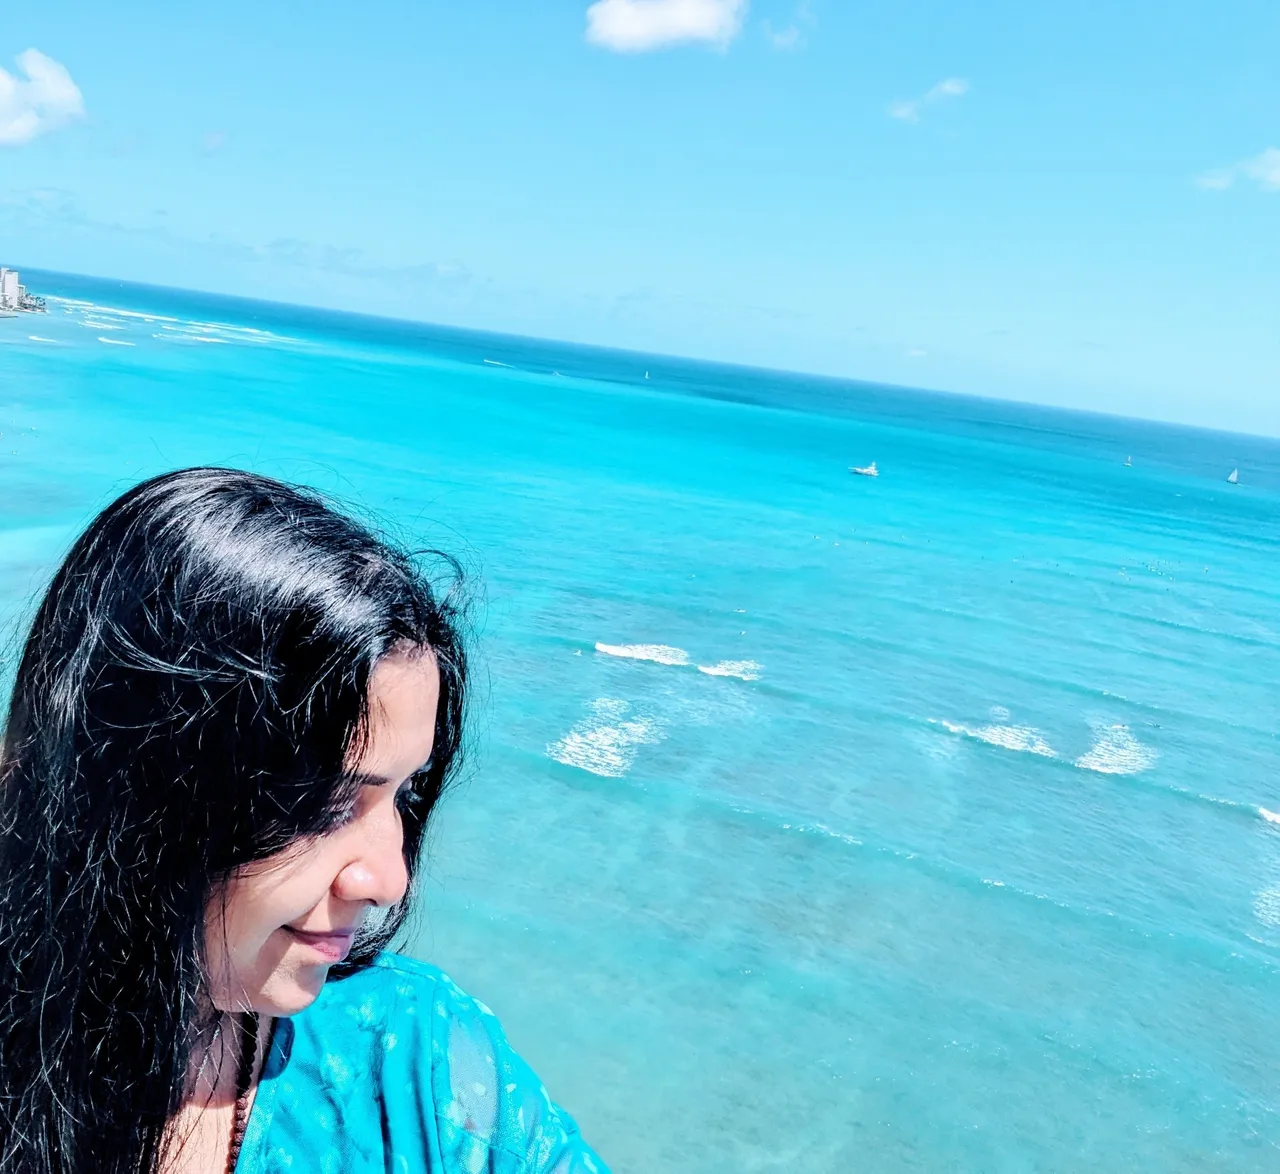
[0,467,469,1173]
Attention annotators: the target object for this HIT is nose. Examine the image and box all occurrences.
[332,805,409,908]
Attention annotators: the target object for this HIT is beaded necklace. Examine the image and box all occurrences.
[224,1011,259,1174]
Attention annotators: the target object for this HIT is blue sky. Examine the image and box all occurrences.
[2,1,1278,434]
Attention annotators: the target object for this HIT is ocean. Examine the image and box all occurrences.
[2,270,1279,1171]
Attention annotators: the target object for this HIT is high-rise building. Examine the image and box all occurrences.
[0,268,18,311]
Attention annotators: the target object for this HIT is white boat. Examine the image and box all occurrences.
[1124,456,1133,467]
[850,462,879,478]
[1227,468,1239,485]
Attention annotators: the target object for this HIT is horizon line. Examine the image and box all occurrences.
[15,263,1280,447]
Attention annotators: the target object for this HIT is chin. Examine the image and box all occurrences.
[260,965,332,1017]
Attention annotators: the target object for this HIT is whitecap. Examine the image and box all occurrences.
[98,337,135,347]
[1259,807,1280,826]
[546,698,663,778]
[27,336,57,344]
[937,719,1056,758]
[1253,887,1280,928]
[594,642,689,667]
[1075,724,1157,775]
[697,660,762,681]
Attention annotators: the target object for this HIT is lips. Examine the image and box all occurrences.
[284,926,357,963]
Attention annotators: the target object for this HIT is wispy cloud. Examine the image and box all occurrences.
[763,21,801,49]
[889,77,969,124]
[762,0,813,50]
[586,0,748,53]
[0,49,84,146]
[1196,147,1280,193]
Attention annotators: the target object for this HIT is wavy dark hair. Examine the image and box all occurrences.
[0,467,469,1174]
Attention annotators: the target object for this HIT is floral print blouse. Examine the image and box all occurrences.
[234,954,609,1174]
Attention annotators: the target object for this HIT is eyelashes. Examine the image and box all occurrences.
[328,784,423,832]
[395,786,427,815]
[325,769,431,834]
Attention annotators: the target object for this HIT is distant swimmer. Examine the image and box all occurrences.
[850,462,879,478]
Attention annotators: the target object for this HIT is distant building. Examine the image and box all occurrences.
[0,268,44,313]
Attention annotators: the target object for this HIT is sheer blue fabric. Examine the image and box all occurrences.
[235,954,609,1174]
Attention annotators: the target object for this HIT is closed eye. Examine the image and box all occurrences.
[395,777,429,813]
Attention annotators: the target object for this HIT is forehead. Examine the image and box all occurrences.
[356,651,441,777]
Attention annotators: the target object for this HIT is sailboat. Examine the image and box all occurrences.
[1227,468,1239,485]
[850,461,879,478]
[1124,456,1133,467]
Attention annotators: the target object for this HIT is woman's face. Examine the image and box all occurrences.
[204,649,441,1016]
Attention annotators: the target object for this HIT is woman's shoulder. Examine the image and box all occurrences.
[271,953,608,1173]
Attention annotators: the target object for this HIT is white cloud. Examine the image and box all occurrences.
[762,0,813,50]
[0,49,84,146]
[586,0,748,53]
[763,21,801,49]
[1194,169,1233,191]
[1197,147,1280,193]
[889,77,969,123]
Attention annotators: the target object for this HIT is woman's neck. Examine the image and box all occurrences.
[163,1011,270,1174]
[187,1011,246,1106]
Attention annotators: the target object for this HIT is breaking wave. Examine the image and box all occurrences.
[936,719,1056,758]
[1075,724,1158,776]
[547,698,664,778]
[934,715,1157,777]
[1254,887,1280,928]
[594,642,690,666]
[697,660,763,681]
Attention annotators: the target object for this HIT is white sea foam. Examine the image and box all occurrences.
[1254,887,1280,928]
[697,659,762,681]
[728,802,864,848]
[594,642,690,667]
[937,719,1057,758]
[56,299,179,324]
[63,299,292,347]
[546,698,664,778]
[1075,724,1157,775]
[1259,807,1280,826]
[27,336,56,344]
[98,337,135,347]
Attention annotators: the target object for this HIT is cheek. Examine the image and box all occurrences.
[211,859,334,967]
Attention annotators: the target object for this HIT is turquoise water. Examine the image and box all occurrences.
[3,270,1280,1171]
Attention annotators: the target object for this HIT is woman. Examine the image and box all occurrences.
[0,468,608,1174]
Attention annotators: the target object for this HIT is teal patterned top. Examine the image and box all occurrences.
[234,954,609,1174]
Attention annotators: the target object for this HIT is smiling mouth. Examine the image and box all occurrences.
[283,927,356,963]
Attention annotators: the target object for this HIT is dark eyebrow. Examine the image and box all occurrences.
[348,767,429,789]
[348,772,394,788]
